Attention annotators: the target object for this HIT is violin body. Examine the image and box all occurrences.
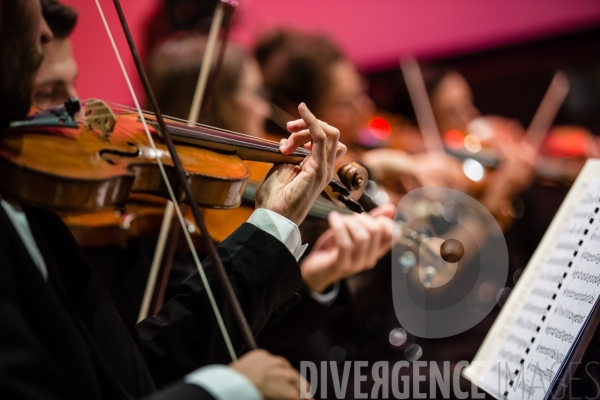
[0,102,259,211]
[60,193,203,248]
[4,103,367,247]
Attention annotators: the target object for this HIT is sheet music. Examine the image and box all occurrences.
[508,208,600,400]
[463,159,600,399]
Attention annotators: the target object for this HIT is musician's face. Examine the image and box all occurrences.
[430,72,480,135]
[318,60,375,144]
[0,0,53,128]
[34,38,80,113]
[226,58,270,137]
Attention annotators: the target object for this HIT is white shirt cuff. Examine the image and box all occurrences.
[184,365,262,400]
[309,281,341,306]
[247,208,307,261]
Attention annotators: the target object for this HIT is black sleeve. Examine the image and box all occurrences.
[0,298,214,400]
[143,383,214,400]
[136,223,303,387]
[0,297,79,400]
[257,282,352,353]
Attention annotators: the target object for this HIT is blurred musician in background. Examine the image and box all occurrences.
[255,30,469,198]
[146,33,396,344]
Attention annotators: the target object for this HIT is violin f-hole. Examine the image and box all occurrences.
[99,145,140,165]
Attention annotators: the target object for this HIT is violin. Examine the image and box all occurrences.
[59,193,203,248]
[203,159,359,244]
[1,99,367,213]
[442,119,592,188]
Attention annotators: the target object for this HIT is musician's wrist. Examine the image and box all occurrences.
[302,272,335,294]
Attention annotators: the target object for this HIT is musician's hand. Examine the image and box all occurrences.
[255,103,346,226]
[301,204,395,293]
[493,138,537,197]
[482,138,536,225]
[408,153,469,192]
[361,149,468,193]
[230,349,311,400]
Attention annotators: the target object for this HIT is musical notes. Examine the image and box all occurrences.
[463,163,600,400]
[530,288,556,300]
[540,272,565,284]
[554,305,586,324]
[522,303,550,316]
[544,326,576,343]
[563,289,594,304]
[504,178,600,400]
[555,242,580,251]
[547,257,574,267]
[535,345,565,363]
[507,333,533,349]
[580,252,600,266]
[516,317,541,332]
[526,363,554,383]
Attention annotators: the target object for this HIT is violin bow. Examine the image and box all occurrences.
[399,56,445,155]
[95,0,256,360]
[199,2,237,124]
[523,71,570,151]
[139,0,238,321]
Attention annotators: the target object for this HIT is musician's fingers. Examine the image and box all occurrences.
[369,203,395,219]
[286,119,308,132]
[361,215,385,267]
[345,215,372,270]
[335,142,347,160]
[328,211,353,267]
[300,104,333,180]
[279,129,312,154]
[305,141,346,159]
[286,118,344,161]
[302,141,341,155]
[303,141,345,159]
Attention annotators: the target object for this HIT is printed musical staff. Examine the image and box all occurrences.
[463,164,600,400]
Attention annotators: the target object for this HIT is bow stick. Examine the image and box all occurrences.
[139,0,237,321]
[96,0,256,360]
[400,56,445,155]
[523,71,570,151]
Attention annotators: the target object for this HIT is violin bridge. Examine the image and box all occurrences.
[85,99,116,140]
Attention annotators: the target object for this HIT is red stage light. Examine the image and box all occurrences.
[444,130,464,149]
[368,117,392,140]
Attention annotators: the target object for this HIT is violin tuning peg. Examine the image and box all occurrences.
[64,97,81,118]
[329,180,351,196]
[338,194,365,214]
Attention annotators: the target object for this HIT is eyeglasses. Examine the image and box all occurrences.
[237,86,272,101]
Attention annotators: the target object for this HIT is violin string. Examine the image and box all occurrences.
[94,0,237,361]
[105,100,311,155]
[165,125,292,153]
[107,100,274,143]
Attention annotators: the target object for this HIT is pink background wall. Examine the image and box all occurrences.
[62,0,600,106]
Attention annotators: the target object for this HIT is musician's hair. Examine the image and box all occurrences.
[146,33,247,126]
[394,65,454,120]
[255,29,343,114]
[0,0,44,129]
[41,0,78,39]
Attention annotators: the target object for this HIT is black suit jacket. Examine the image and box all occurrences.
[0,205,302,399]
